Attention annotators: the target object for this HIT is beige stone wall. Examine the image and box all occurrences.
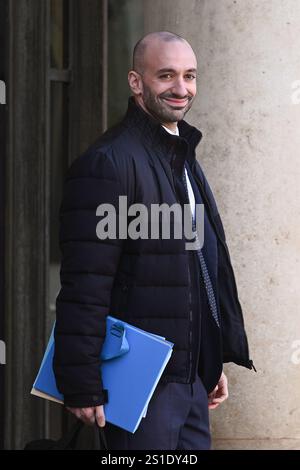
[144,0,300,449]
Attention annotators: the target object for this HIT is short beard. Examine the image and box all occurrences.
[142,82,194,123]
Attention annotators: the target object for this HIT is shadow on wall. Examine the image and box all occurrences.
[108,0,144,127]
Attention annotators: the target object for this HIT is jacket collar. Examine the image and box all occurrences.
[122,96,202,166]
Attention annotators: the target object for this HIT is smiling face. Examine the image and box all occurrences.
[128,36,197,131]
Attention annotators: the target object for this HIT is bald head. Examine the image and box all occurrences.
[133,31,192,74]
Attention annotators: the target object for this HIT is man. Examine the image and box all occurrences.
[53,31,254,450]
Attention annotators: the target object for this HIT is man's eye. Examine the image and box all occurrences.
[160,74,172,79]
[185,74,196,80]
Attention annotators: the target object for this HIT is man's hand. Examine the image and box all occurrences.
[208,371,229,410]
[66,405,106,427]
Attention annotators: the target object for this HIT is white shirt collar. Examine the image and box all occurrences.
[162,124,179,136]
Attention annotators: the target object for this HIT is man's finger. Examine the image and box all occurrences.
[208,385,218,400]
[217,390,229,401]
[80,408,96,426]
[95,406,106,428]
[82,408,95,420]
[208,393,228,409]
[208,403,220,410]
[210,395,227,404]
[70,408,82,421]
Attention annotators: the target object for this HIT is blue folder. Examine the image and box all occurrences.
[31,316,174,433]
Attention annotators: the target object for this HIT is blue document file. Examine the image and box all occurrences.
[31,316,174,433]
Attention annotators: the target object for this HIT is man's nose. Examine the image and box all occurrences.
[171,78,188,97]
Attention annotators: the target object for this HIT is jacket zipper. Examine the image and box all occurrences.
[171,164,194,383]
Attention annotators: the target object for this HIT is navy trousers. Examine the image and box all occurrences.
[104,374,211,450]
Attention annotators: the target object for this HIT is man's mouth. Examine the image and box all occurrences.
[162,97,189,107]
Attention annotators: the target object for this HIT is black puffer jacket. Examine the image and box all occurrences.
[53,97,254,408]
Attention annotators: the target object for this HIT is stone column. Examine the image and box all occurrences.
[144,0,300,449]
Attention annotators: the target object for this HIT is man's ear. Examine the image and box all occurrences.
[128,70,143,96]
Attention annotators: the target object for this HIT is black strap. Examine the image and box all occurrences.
[94,424,108,450]
[54,420,108,450]
[54,420,84,450]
